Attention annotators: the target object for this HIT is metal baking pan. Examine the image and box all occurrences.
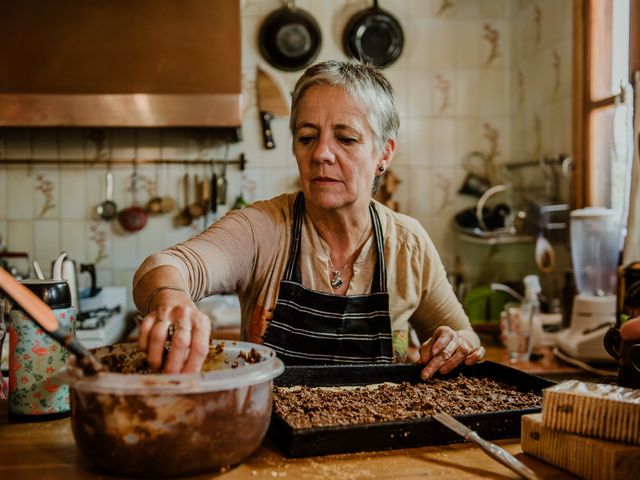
[268,361,554,458]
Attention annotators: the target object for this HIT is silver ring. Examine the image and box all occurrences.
[175,325,192,333]
[156,318,171,327]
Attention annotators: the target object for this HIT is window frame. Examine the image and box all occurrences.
[573,0,640,208]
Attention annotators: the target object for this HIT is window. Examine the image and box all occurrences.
[574,0,639,218]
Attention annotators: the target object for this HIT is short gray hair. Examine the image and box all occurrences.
[289,59,400,156]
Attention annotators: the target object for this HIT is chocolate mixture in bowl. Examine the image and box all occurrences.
[96,342,261,374]
[68,341,284,478]
[274,374,542,429]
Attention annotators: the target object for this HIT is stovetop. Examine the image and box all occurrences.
[76,305,121,330]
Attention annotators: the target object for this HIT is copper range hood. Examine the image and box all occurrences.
[0,0,242,129]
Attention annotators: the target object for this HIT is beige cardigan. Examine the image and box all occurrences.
[133,193,479,360]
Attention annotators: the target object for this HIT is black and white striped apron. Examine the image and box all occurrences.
[262,193,393,365]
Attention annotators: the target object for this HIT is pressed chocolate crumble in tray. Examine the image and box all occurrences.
[268,361,554,457]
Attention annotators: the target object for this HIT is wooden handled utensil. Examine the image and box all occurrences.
[433,413,540,480]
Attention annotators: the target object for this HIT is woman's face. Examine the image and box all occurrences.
[293,84,394,213]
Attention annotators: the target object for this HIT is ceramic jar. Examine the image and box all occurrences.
[7,279,76,420]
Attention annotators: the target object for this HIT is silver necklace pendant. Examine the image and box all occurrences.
[330,271,343,289]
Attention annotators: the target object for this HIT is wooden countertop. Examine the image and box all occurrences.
[0,399,575,480]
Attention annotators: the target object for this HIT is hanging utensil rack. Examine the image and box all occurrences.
[0,153,247,170]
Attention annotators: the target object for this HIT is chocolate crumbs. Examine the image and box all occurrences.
[273,374,542,429]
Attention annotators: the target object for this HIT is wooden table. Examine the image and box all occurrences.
[0,399,576,480]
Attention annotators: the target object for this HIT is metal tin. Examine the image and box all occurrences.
[7,279,76,420]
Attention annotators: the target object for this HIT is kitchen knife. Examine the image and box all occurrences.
[257,62,291,150]
[433,413,540,480]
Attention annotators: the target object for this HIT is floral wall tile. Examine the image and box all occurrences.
[6,220,33,256]
[60,220,87,265]
[33,220,61,268]
[6,167,34,220]
[482,22,502,66]
[455,20,483,68]
[429,118,458,166]
[455,69,480,116]
[34,170,60,218]
[433,72,453,115]
[406,118,433,166]
[59,165,87,220]
[87,221,110,267]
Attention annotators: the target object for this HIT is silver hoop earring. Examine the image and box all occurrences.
[378,165,385,173]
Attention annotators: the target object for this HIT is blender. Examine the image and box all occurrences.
[556,208,621,362]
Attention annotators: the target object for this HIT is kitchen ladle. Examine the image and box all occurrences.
[96,171,118,221]
[535,232,556,274]
[0,266,104,375]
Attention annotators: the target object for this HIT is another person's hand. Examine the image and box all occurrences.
[138,304,211,373]
[418,326,485,380]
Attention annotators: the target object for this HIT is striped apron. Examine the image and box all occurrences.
[262,193,393,365]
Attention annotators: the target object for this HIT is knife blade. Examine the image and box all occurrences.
[257,62,291,150]
[433,413,540,480]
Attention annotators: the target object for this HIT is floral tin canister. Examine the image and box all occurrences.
[8,279,76,420]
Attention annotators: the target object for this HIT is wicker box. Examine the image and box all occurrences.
[542,380,640,444]
[522,413,640,480]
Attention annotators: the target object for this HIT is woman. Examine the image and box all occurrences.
[133,59,485,377]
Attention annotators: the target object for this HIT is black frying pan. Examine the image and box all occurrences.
[259,1,322,72]
[343,0,404,68]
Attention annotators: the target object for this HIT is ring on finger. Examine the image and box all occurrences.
[175,323,192,334]
[156,318,171,328]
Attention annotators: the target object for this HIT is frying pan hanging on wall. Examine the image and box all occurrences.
[343,0,404,68]
[259,1,322,71]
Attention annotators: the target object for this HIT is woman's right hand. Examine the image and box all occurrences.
[138,304,211,373]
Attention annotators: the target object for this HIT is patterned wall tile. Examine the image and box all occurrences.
[58,165,87,220]
[60,220,87,265]
[406,68,434,117]
[479,69,509,116]
[6,167,34,220]
[454,20,482,68]
[5,220,33,256]
[33,220,61,268]
[405,118,433,166]
[407,165,434,220]
[33,167,59,219]
[455,69,480,116]
[86,221,111,268]
[433,71,454,115]
[430,19,458,68]
[429,118,458,166]
[385,67,411,119]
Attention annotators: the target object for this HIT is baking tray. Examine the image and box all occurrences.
[268,361,554,457]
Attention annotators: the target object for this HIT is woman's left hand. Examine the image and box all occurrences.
[418,326,485,380]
